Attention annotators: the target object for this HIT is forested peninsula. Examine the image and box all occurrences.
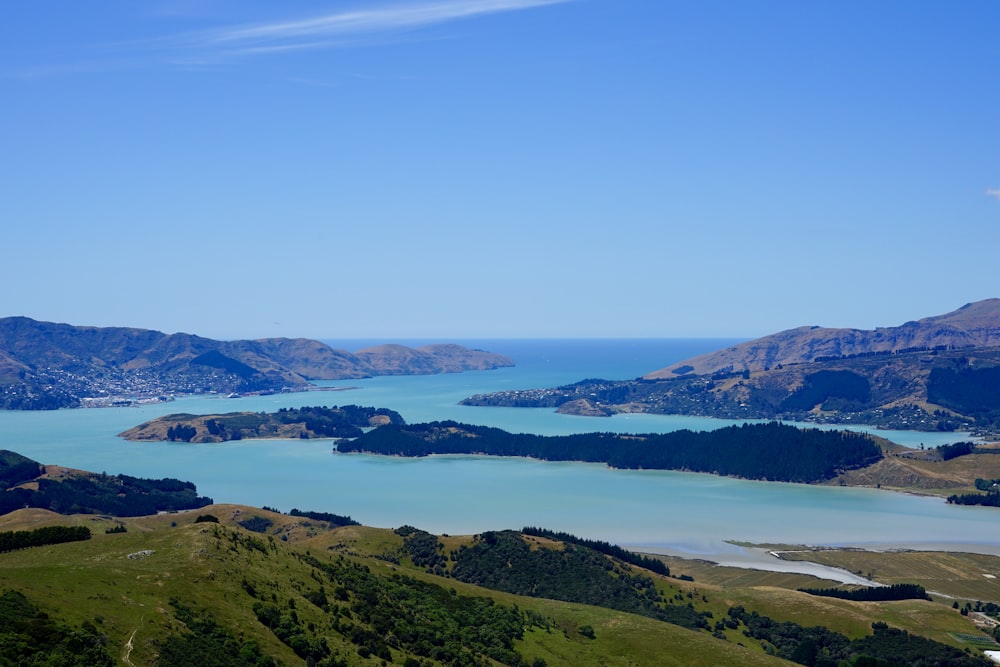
[336,421,883,484]
[121,408,884,486]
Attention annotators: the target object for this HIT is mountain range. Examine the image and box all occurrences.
[0,317,513,410]
[463,299,1000,433]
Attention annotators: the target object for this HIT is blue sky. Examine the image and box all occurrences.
[2,1,998,340]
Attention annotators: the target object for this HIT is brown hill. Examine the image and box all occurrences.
[647,299,1000,378]
[355,343,513,375]
[243,337,376,379]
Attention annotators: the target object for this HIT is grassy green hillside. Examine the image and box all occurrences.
[0,504,996,666]
[0,506,792,667]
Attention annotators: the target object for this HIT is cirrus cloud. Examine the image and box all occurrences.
[9,0,575,77]
[184,0,573,58]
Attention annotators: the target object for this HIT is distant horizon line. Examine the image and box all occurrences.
[314,335,752,342]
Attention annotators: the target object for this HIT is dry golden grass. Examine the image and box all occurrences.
[833,446,1000,495]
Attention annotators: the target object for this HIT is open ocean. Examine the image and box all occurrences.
[0,338,994,577]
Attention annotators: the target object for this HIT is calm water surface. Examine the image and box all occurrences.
[0,339,993,564]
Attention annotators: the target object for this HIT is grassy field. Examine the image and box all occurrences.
[643,551,987,650]
[774,548,1000,603]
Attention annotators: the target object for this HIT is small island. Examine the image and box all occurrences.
[119,405,406,443]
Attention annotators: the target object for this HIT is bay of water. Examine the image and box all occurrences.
[0,338,994,571]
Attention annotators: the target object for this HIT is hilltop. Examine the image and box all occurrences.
[0,317,513,410]
[463,300,1000,434]
[647,299,1000,378]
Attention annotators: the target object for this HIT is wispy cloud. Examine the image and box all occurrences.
[987,187,1000,201]
[7,0,572,78]
[180,0,571,59]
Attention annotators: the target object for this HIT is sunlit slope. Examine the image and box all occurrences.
[0,506,791,667]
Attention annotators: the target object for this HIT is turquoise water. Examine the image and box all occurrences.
[0,339,991,558]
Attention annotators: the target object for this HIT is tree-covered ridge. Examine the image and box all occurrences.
[450,530,711,631]
[798,583,931,602]
[396,525,451,574]
[120,404,406,443]
[928,365,1000,427]
[0,451,213,516]
[0,449,45,488]
[338,421,882,483]
[520,526,670,577]
[248,546,538,667]
[729,607,990,667]
[0,525,91,553]
[288,508,360,528]
[936,441,977,461]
